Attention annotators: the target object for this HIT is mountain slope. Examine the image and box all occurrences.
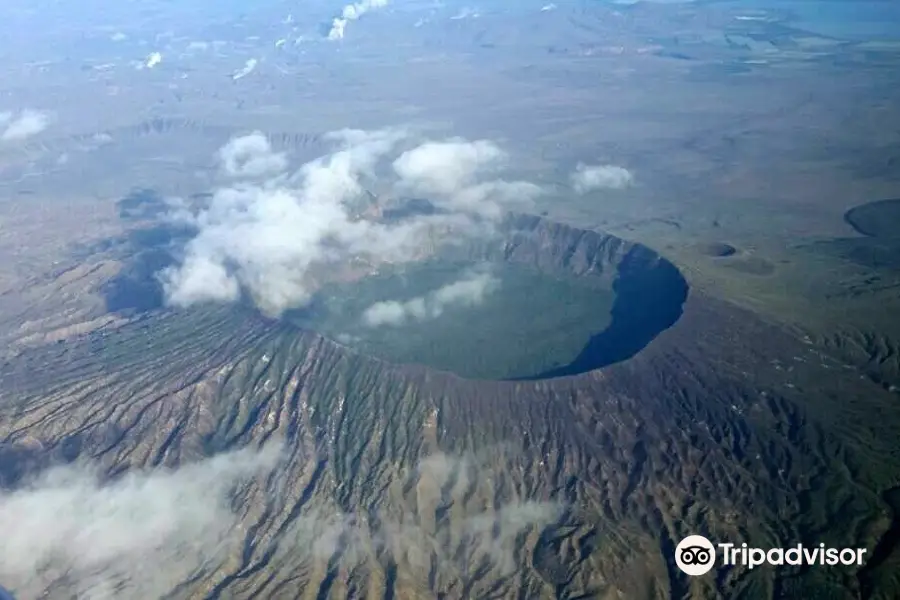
[1,220,899,599]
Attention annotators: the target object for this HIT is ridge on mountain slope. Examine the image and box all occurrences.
[0,218,898,599]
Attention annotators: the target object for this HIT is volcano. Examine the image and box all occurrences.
[0,216,898,599]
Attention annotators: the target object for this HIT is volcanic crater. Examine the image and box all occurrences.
[287,214,689,380]
[100,205,690,382]
[2,210,898,600]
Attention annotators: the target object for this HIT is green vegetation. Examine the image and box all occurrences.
[291,260,617,380]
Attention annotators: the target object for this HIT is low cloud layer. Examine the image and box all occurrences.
[0,109,52,141]
[327,0,389,40]
[0,445,282,599]
[160,128,539,317]
[394,138,540,219]
[217,131,287,178]
[0,442,561,597]
[286,499,561,578]
[362,270,499,327]
[571,163,634,193]
[275,451,564,580]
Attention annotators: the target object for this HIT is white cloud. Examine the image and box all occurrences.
[160,129,539,317]
[445,180,542,218]
[432,270,498,307]
[232,58,258,81]
[217,131,287,178]
[363,299,421,326]
[393,139,541,218]
[0,443,559,597]
[362,270,499,327]
[0,445,282,599]
[327,0,389,40]
[393,139,505,195]
[289,499,561,575]
[0,109,52,141]
[145,52,163,69]
[161,254,241,307]
[275,452,563,577]
[570,163,634,193]
[450,7,481,20]
[328,18,348,40]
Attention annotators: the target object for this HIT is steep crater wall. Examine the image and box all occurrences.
[301,213,690,380]
[96,206,689,381]
[477,214,689,379]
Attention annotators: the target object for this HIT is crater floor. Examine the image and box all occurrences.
[291,260,617,380]
[289,216,689,380]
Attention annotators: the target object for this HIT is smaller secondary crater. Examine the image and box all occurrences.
[845,198,900,239]
[698,242,738,258]
[806,199,900,271]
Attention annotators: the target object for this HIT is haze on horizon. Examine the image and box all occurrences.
[0,0,899,598]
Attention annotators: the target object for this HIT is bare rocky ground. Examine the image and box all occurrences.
[1,213,900,599]
[1,2,900,598]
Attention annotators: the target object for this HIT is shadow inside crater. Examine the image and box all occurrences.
[93,192,691,380]
[517,247,689,380]
[290,213,691,381]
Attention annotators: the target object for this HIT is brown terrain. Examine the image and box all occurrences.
[1,1,900,599]
[1,217,899,599]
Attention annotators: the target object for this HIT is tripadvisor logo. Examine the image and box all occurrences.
[674,535,868,576]
[675,535,716,576]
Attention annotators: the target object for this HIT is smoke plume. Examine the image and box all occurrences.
[327,0,389,40]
